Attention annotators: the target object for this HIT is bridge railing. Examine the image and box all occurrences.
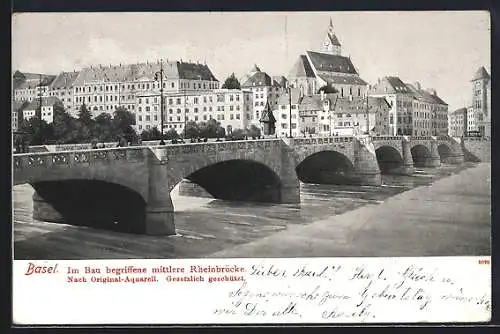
[288,136,354,146]
[13,146,148,170]
[371,136,403,141]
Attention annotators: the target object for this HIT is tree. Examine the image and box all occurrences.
[221,73,241,89]
[318,84,338,94]
[164,128,179,140]
[113,107,138,144]
[94,113,114,142]
[77,102,93,125]
[52,102,79,144]
[230,128,247,140]
[18,116,54,145]
[140,126,162,141]
[246,124,261,138]
[184,120,200,139]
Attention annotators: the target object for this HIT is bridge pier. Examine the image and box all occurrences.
[424,140,441,168]
[146,151,176,235]
[32,191,65,223]
[352,139,382,186]
[401,138,415,175]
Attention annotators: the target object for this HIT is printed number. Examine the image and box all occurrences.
[478,259,490,265]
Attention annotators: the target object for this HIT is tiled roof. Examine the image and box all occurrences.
[327,32,341,46]
[272,76,288,88]
[50,71,80,89]
[298,95,323,111]
[306,51,357,75]
[318,74,367,86]
[406,83,447,105]
[472,66,490,81]
[241,70,273,87]
[289,55,316,78]
[177,61,218,81]
[385,77,411,93]
[25,96,62,110]
[277,88,302,105]
[72,61,218,86]
[15,74,56,90]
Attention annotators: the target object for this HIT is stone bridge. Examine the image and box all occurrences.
[13,136,464,235]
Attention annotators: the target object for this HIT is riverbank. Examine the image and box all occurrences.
[210,163,491,258]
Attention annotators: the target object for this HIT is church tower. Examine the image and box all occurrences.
[322,18,342,55]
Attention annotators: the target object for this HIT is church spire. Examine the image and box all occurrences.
[322,18,341,55]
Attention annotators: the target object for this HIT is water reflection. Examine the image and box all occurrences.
[13,162,477,259]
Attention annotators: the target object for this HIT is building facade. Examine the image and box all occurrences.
[369,77,448,136]
[13,71,56,102]
[449,107,468,137]
[71,60,219,118]
[47,71,80,116]
[240,65,287,126]
[23,96,62,124]
[470,66,491,137]
[135,89,253,135]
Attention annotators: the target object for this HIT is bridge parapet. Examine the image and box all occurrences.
[371,136,403,141]
[149,138,283,160]
[14,146,147,170]
[288,136,353,146]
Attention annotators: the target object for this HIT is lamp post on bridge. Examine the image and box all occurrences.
[154,59,166,145]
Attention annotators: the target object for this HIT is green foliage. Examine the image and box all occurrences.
[19,104,141,146]
[318,84,338,94]
[140,126,162,141]
[246,124,261,138]
[18,116,54,145]
[164,128,179,140]
[221,73,241,89]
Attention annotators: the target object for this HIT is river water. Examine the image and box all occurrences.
[13,162,478,259]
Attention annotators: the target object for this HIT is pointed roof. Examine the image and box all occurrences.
[289,55,315,78]
[259,101,276,123]
[327,18,341,46]
[272,75,288,88]
[277,87,302,105]
[241,69,272,87]
[472,66,490,81]
[306,51,357,75]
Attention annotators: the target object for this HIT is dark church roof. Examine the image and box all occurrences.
[288,55,316,78]
[472,66,490,81]
[306,51,357,75]
[319,74,367,86]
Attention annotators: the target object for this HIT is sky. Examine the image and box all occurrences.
[12,11,490,111]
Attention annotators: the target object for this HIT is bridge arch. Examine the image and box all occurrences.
[31,179,147,233]
[375,145,404,174]
[182,159,283,203]
[411,144,432,168]
[295,150,355,185]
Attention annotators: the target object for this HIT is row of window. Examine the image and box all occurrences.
[137,113,246,124]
